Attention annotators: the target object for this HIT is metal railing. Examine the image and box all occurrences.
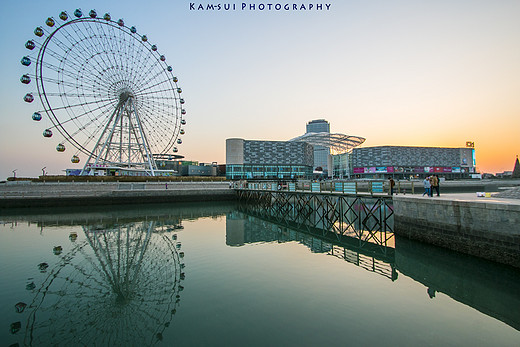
[232,180,415,195]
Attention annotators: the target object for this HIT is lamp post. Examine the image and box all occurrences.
[42,167,46,177]
[12,169,17,180]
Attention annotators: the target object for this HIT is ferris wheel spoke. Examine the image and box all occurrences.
[96,25,129,84]
[138,95,178,102]
[49,96,116,112]
[74,22,107,62]
[118,28,140,85]
[44,92,106,98]
[53,118,109,155]
[40,29,102,76]
[48,100,114,140]
[48,100,115,131]
[136,67,173,92]
[125,38,156,91]
[58,26,114,82]
[123,32,146,91]
[133,60,166,92]
[43,28,97,71]
[136,107,175,139]
[66,23,120,84]
[42,41,114,97]
[38,59,93,87]
[142,99,180,111]
[138,113,177,151]
[87,25,129,85]
[133,78,173,96]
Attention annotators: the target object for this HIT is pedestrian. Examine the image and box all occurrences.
[388,177,395,195]
[431,175,440,196]
[422,176,431,197]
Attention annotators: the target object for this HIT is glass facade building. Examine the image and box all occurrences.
[347,146,477,178]
[305,119,330,172]
[226,138,313,180]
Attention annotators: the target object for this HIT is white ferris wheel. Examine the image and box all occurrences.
[21,9,186,176]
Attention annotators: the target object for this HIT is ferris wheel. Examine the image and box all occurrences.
[21,9,186,175]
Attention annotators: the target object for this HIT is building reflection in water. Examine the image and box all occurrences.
[17,220,185,346]
[226,211,398,281]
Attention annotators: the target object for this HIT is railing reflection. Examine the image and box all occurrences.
[227,211,397,281]
[236,189,394,252]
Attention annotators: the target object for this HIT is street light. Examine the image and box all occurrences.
[42,167,46,176]
[12,169,17,179]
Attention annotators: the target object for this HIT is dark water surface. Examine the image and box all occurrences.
[1,202,519,346]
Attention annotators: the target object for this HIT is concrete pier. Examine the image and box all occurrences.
[0,181,235,208]
[393,193,520,268]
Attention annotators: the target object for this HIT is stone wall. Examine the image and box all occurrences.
[0,181,236,208]
[393,196,520,268]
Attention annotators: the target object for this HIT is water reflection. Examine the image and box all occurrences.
[230,208,520,331]
[227,211,398,281]
[2,203,234,346]
[1,201,519,345]
[17,221,183,346]
[395,236,520,331]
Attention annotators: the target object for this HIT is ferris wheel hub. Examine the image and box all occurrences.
[119,91,133,103]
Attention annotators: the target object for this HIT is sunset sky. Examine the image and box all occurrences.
[1,0,519,179]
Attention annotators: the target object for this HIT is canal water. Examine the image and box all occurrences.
[1,202,519,346]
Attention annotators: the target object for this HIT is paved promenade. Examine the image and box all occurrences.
[492,186,520,200]
[403,191,520,205]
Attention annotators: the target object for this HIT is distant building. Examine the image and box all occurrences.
[512,156,520,178]
[305,119,330,172]
[351,146,477,179]
[496,171,513,178]
[155,159,221,177]
[226,138,313,180]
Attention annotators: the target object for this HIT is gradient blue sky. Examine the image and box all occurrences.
[1,0,519,179]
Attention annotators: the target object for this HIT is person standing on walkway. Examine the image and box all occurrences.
[422,176,431,197]
[388,177,395,195]
[431,175,440,196]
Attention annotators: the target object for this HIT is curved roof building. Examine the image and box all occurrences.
[289,132,366,155]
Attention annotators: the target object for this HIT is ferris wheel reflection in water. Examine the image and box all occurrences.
[18,220,185,346]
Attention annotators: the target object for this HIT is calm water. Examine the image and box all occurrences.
[1,202,519,346]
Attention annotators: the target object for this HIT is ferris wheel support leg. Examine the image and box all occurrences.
[130,98,157,176]
[130,221,154,285]
[80,102,125,175]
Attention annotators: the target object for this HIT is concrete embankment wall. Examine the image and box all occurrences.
[393,196,520,268]
[0,181,236,208]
